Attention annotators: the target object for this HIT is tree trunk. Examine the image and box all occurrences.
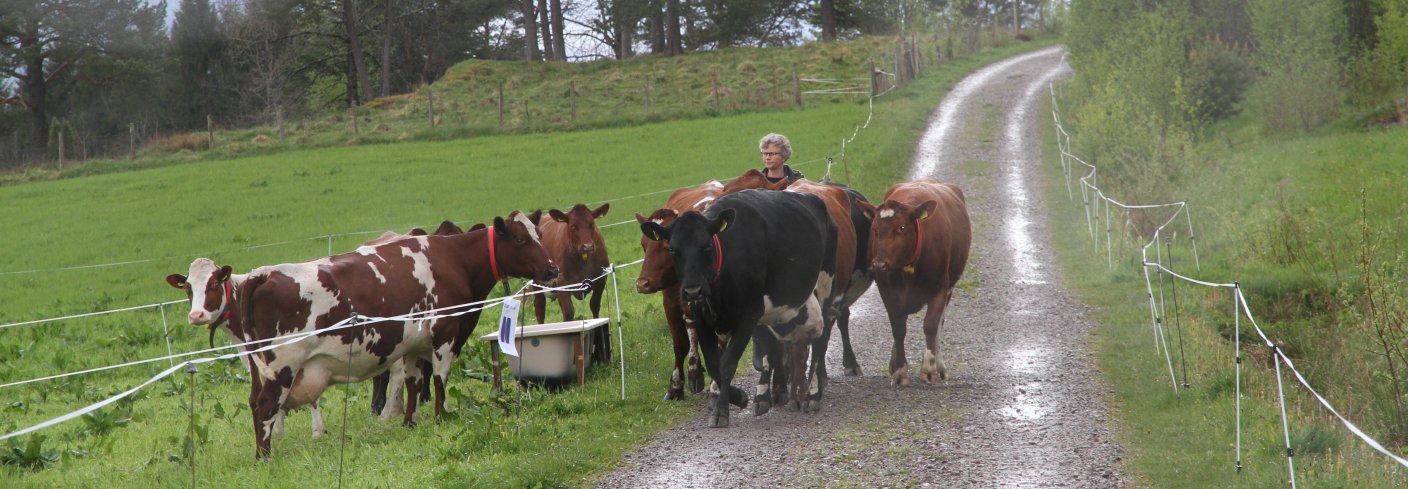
[550,0,566,61]
[22,37,47,163]
[666,0,682,55]
[538,0,553,61]
[380,0,392,97]
[522,0,539,61]
[820,0,836,42]
[340,0,374,104]
[648,4,665,53]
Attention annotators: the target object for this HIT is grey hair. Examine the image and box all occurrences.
[758,133,792,160]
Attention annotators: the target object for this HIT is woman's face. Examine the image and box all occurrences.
[761,144,785,170]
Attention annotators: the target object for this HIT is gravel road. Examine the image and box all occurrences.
[597,46,1129,488]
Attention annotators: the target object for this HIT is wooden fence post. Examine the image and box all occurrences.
[498,81,505,129]
[129,123,136,160]
[349,106,358,137]
[570,79,577,122]
[711,68,720,108]
[643,75,651,114]
[792,67,802,107]
[57,127,64,169]
[427,86,435,127]
[277,108,285,143]
[206,115,213,150]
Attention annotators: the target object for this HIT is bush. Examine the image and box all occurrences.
[1247,0,1345,134]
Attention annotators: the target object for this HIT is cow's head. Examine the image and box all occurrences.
[434,219,465,235]
[858,199,936,273]
[548,203,609,259]
[641,209,735,320]
[635,208,680,293]
[493,210,558,283]
[166,258,234,328]
[721,169,787,195]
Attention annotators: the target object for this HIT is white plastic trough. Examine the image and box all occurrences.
[479,317,610,389]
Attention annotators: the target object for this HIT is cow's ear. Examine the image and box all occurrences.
[493,216,508,235]
[549,209,568,223]
[856,200,876,221]
[165,274,188,289]
[710,209,736,235]
[527,209,543,224]
[592,203,610,218]
[409,227,428,236]
[635,212,649,224]
[468,223,486,232]
[914,201,937,221]
[217,265,233,281]
[641,221,670,242]
[436,220,464,235]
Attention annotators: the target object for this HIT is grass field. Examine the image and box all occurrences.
[0,38,1054,487]
[1042,92,1408,485]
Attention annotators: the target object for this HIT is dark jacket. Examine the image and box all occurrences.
[761,164,805,185]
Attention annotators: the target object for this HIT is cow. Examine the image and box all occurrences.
[634,180,725,400]
[641,189,837,427]
[166,259,326,441]
[531,203,612,364]
[719,169,875,378]
[856,178,971,385]
[168,211,556,458]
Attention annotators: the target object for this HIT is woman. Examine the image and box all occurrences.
[759,133,805,184]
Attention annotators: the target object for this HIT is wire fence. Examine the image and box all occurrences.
[1049,83,1408,485]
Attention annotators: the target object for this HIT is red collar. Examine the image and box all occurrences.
[487,226,502,283]
[711,234,723,283]
[906,220,923,271]
[215,278,234,326]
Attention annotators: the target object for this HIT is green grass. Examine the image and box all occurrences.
[1042,88,1408,485]
[0,37,1055,486]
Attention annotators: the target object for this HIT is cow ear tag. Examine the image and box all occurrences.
[903,265,916,275]
[717,221,729,234]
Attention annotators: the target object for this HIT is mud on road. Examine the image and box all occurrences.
[597,46,1129,488]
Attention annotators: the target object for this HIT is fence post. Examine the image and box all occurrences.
[349,106,358,137]
[570,79,577,122]
[206,115,213,150]
[870,67,879,97]
[643,75,651,114]
[427,86,435,127]
[711,68,720,109]
[130,123,136,160]
[57,127,64,169]
[792,67,802,107]
[277,108,285,144]
[498,80,505,129]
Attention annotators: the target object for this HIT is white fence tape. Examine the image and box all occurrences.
[1050,84,1408,482]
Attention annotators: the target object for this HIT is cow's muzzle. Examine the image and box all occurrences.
[636,278,657,294]
[870,260,889,273]
[544,264,560,282]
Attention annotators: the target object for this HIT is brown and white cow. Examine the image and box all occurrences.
[168,211,555,458]
[634,180,725,400]
[166,259,326,440]
[857,178,971,385]
[531,203,613,362]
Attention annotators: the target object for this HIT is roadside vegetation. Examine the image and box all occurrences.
[1052,0,1408,485]
[0,32,1053,486]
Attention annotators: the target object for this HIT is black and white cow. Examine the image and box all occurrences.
[641,189,837,427]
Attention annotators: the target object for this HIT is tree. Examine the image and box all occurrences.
[172,0,226,128]
[337,0,374,105]
[820,0,837,41]
[0,0,167,163]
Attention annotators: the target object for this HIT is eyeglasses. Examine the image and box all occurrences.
[761,152,782,157]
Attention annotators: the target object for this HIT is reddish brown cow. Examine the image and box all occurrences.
[634,180,724,400]
[857,178,971,385]
[532,203,612,363]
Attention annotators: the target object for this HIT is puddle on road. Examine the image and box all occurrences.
[998,382,1049,421]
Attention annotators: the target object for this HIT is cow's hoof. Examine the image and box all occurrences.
[726,386,749,408]
[754,398,772,416]
[844,365,862,377]
[709,414,730,428]
[804,399,823,413]
[787,399,801,411]
[920,366,946,384]
[891,371,910,386]
[402,419,417,428]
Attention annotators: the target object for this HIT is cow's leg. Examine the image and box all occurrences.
[751,330,778,416]
[380,362,406,421]
[837,304,862,376]
[588,282,611,364]
[698,327,748,428]
[370,371,389,416]
[884,295,911,386]
[401,358,424,427]
[309,400,326,438]
[920,288,954,384]
[250,369,293,459]
[419,362,432,402]
[662,291,692,400]
[432,344,455,417]
[532,286,548,324]
[557,291,576,321]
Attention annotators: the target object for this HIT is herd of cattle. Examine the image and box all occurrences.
[164,169,971,458]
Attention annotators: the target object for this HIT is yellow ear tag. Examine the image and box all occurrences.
[717,221,729,233]
[580,252,589,261]
[206,324,216,330]
[903,265,916,275]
